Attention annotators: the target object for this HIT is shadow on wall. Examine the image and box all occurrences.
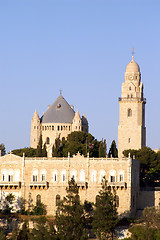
[138,188,155,211]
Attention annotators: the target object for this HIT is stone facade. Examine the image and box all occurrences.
[118,55,146,157]
[0,153,139,217]
[3,53,160,218]
[30,94,88,157]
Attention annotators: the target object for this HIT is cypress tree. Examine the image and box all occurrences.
[36,135,43,157]
[108,140,118,158]
[92,178,118,239]
[99,139,107,157]
[55,178,87,240]
[42,143,47,157]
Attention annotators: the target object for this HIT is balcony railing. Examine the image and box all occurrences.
[0,181,21,189]
[77,181,88,189]
[30,181,49,189]
[118,97,146,103]
[108,182,127,189]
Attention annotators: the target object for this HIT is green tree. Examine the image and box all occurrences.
[92,178,118,240]
[129,208,160,239]
[55,178,87,240]
[108,140,118,158]
[59,131,101,157]
[36,135,47,157]
[3,193,15,214]
[52,137,63,157]
[33,201,46,215]
[12,147,37,157]
[0,229,5,240]
[99,139,107,158]
[0,144,6,156]
[123,147,158,186]
[29,217,58,240]
[36,134,43,157]
[42,143,47,157]
[17,221,30,240]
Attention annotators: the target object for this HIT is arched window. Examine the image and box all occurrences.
[61,170,66,182]
[41,170,46,181]
[52,126,54,131]
[32,169,38,182]
[46,137,50,145]
[119,170,124,182]
[80,170,85,182]
[36,194,41,203]
[56,195,60,206]
[53,171,58,182]
[62,137,65,142]
[8,170,14,182]
[109,170,116,182]
[2,170,7,181]
[128,108,132,117]
[91,170,97,183]
[129,86,131,91]
[57,126,60,131]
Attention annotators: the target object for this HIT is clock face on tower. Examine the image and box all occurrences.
[128,75,134,80]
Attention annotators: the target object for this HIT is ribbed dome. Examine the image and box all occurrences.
[126,57,140,72]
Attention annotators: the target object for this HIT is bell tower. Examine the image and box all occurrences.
[118,52,146,157]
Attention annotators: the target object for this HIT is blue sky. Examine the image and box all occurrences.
[0,0,160,152]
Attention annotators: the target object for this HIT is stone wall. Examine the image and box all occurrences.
[0,153,139,217]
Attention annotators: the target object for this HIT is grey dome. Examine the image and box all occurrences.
[41,95,75,123]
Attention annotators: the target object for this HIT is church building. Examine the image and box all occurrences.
[0,53,157,218]
[30,94,88,157]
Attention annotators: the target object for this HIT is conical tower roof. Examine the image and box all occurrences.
[32,109,39,120]
[41,95,75,123]
[73,109,81,120]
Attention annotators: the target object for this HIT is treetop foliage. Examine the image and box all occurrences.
[55,178,87,240]
[129,207,160,240]
[108,140,118,158]
[0,144,6,156]
[92,178,118,239]
[12,148,37,157]
[52,131,107,158]
[123,147,160,186]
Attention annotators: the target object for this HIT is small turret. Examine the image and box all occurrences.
[30,109,41,148]
[72,109,82,131]
[82,113,88,133]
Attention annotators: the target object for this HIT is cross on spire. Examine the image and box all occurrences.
[131,48,135,60]
[60,89,62,95]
